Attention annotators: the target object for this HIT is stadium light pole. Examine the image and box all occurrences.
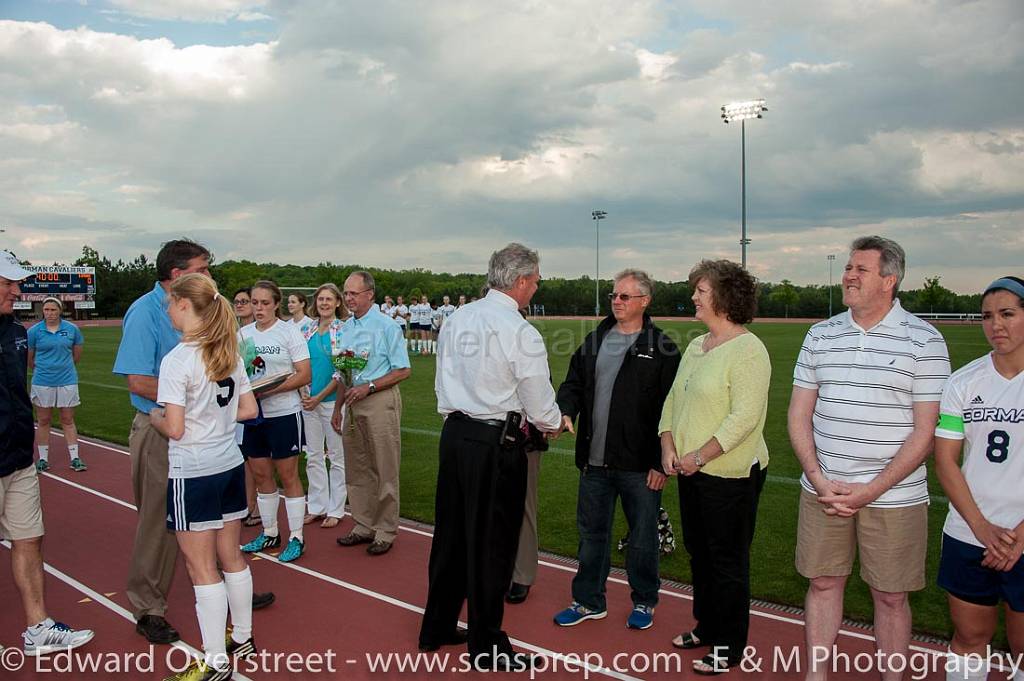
[721,99,768,269]
[592,210,607,317]
[827,254,836,317]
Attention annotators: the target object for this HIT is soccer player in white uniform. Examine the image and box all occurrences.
[429,302,442,355]
[380,295,394,317]
[238,281,312,564]
[394,295,409,344]
[935,276,1024,681]
[149,274,260,681]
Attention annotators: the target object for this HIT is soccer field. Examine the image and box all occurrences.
[58,318,990,638]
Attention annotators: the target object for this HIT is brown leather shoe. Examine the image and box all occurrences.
[336,532,373,547]
[366,540,393,555]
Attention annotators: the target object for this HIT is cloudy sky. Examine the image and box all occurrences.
[1,0,1021,292]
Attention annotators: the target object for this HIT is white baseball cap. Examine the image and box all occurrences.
[0,251,34,282]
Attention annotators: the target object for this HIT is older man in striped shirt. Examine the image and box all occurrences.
[788,236,951,681]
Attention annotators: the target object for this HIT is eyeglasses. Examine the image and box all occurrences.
[608,293,649,302]
[343,289,372,298]
[233,299,250,306]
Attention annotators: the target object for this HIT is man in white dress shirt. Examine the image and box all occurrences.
[419,243,561,671]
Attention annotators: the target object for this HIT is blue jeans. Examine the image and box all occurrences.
[571,467,661,611]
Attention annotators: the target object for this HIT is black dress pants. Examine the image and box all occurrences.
[677,463,768,661]
[419,417,527,659]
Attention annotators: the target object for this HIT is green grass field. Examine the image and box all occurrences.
[53,319,991,639]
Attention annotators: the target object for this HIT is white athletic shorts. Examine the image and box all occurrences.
[30,384,81,409]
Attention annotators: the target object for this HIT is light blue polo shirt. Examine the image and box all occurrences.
[337,307,410,385]
[113,281,182,414]
[28,319,83,387]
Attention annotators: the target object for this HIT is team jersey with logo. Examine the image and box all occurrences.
[158,343,252,479]
[239,320,310,418]
[439,304,456,320]
[409,303,426,325]
[936,353,1024,547]
[381,303,394,318]
[430,307,442,331]
[394,304,409,326]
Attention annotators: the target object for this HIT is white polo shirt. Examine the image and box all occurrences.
[435,289,561,430]
[793,299,950,507]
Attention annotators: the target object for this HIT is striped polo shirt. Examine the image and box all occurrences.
[793,299,950,508]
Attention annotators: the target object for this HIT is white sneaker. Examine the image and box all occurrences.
[24,619,95,656]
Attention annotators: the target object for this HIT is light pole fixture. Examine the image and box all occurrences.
[721,98,767,269]
[827,254,836,318]
[592,210,607,317]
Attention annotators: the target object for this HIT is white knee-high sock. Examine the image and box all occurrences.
[223,567,253,644]
[285,496,305,541]
[256,491,279,536]
[194,582,229,671]
[37,445,49,461]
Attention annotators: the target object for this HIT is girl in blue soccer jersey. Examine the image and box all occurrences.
[935,276,1024,681]
[28,297,86,472]
[149,274,260,681]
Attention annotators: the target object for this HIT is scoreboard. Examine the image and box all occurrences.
[20,266,96,296]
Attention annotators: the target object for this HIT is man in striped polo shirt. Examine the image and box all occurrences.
[788,236,950,681]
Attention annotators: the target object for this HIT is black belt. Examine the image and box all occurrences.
[447,411,504,429]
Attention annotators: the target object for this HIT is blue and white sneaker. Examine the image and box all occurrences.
[23,619,94,656]
[278,537,304,563]
[626,604,654,630]
[241,532,281,553]
[553,602,607,627]
[36,459,50,473]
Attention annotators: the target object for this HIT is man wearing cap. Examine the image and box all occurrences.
[0,251,95,655]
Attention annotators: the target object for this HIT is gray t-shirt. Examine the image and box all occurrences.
[589,328,640,466]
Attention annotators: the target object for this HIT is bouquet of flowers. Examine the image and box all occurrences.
[332,348,369,387]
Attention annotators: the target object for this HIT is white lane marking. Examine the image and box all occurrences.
[50,436,949,657]
[0,540,253,681]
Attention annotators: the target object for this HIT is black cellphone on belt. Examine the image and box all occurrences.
[500,411,522,446]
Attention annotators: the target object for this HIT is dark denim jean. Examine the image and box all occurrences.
[571,466,662,611]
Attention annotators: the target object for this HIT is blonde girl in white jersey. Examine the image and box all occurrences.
[150,274,260,681]
[935,276,1024,681]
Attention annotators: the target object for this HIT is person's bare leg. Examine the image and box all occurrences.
[12,537,47,627]
[804,575,847,681]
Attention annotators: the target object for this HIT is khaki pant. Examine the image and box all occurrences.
[342,387,402,543]
[126,412,178,619]
[512,449,542,585]
[0,465,44,541]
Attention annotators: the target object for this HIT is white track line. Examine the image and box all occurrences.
[47,434,949,659]
[0,540,253,681]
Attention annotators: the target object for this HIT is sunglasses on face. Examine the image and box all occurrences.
[608,293,648,302]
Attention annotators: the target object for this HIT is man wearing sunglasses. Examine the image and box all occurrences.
[553,269,681,631]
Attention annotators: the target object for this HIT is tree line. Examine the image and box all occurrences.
[54,246,981,319]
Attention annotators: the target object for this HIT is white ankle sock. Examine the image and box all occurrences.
[194,582,229,671]
[256,492,279,536]
[223,567,253,644]
[68,444,79,461]
[37,445,49,461]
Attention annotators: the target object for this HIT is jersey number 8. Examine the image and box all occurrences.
[986,430,1010,464]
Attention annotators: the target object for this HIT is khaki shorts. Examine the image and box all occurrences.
[0,465,45,541]
[795,490,927,593]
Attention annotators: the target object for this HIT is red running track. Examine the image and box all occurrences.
[0,433,971,680]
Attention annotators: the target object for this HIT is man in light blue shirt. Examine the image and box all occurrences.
[112,239,208,645]
[331,270,411,555]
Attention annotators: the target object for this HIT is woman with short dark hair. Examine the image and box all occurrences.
[659,259,771,675]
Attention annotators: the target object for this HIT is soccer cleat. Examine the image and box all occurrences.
[226,635,256,658]
[162,660,232,681]
[626,604,654,630]
[23,620,95,656]
[36,459,50,473]
[553,602,607,627]
[278,537,304,563]
[241,533,280,553]
[69,458,88,472]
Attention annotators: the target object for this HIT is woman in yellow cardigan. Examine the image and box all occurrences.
[659,259,771,675]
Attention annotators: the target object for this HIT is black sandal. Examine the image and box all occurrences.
[692,653,737,676]
[671,630,703,649]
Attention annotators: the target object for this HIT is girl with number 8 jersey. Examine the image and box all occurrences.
[935,275,1024,681]
[149,273,259,681]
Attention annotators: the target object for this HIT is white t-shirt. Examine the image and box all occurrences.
[439,303,456,319]
[936,354,1024,547]
[158,343,252,479]
[394,304,409,327]
[408,303,423,325]
[239,320,310,418]
[288,315,314,328]
[381,303,394,318]
[430,307,442,331]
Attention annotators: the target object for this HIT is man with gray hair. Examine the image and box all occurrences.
[332,270,411,555]
[788,236,950,680]
[552,268,680,630]
[419,243,562,671]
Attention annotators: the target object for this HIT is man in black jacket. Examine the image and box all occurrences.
[552,268,680,631]
[0,251,94,655]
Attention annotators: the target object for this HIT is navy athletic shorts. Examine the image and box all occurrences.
[166,463,247,532]
[938,532,1024,611]
[240,411,305,460]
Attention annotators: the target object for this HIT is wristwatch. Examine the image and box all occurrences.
[368,381,377,394]
[692,451,705,468]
